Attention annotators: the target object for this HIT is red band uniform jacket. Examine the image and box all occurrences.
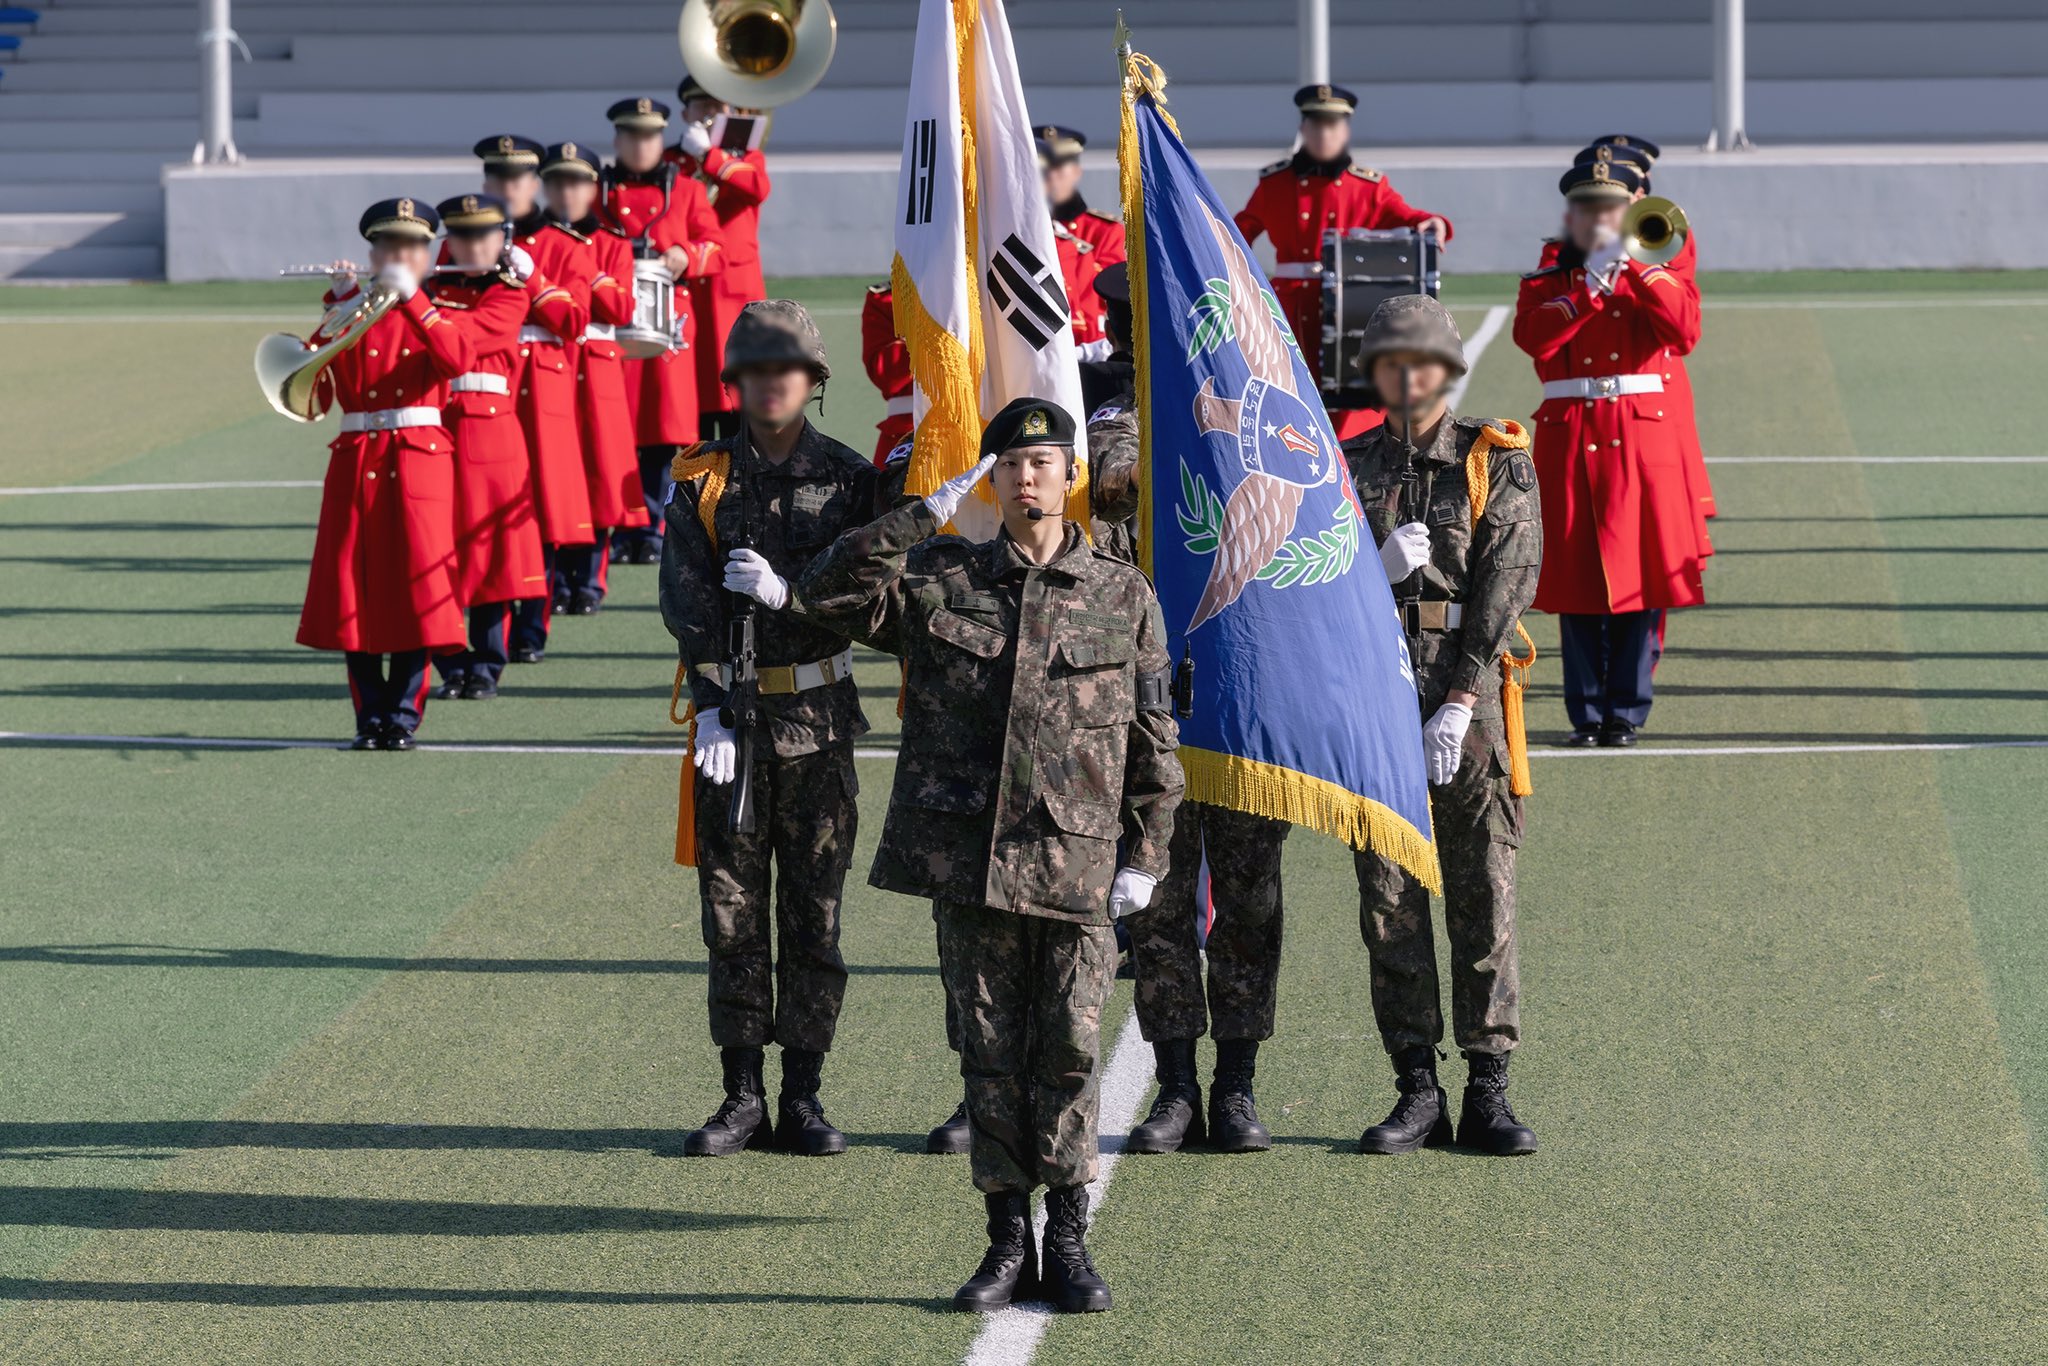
[669,142,769,418]
[562,216,651,531]
[601,164,724,446]
[860,281,913,464]
[506,214,595,547]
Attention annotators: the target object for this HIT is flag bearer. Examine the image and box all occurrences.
[1343,295,1542,1157]
[659,302,879,1161]
[296,198,472,750]
[794,399,1184,1315]
[424,193,548,701]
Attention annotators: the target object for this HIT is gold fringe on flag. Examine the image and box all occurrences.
[1182,747,1442,893]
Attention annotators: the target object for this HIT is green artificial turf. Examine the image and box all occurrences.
[2,274,2046,1363]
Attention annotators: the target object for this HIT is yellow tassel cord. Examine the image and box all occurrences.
[1463,419,1536,795]
[1182,747,1441,894]
[669,662,699,867]
[670,443,728,551]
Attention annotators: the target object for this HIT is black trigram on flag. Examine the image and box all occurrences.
[904,118,938,226]
[986,234,1069,351]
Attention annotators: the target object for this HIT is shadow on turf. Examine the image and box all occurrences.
[0,1186,819,1236]
[0,1122,946,1162]
[0,1278,946,1310]
[0,943,936,976]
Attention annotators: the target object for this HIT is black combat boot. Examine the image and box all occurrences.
[1207,1039,1272,1152]
[1359,1046,1452,1154]
[1457,1051,1539,1155]
[1040,1184,1111,1313]
[926,1098,972,1155]
[1126,1039,1203,1154]
[682,1046,772,1157]
[775,1048,848,1156]
[953,1192,1037,1312]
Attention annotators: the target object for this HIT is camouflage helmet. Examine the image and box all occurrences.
[720,299,830,383]
[1354,294,1467,378]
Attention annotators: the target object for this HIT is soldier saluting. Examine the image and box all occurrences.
[1342,296,1542,1157]
[659,300,880,1159]
[797,399,1184,1315]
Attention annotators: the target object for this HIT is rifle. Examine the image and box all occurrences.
[1379,362,1434,622]
[721,427,760,835]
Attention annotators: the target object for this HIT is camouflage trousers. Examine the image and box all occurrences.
[935,900,1118,1194]
[694,742,858,1053]
[1126,802,1291,1042]
[1354,713,1522,1057]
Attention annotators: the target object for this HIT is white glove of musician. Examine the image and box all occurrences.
[1585,233,1627,295]
[1421,699,1473,787]
[923,453,998,525]
[376,262,419,302]
[504,244,536,282]
[328,261,361,298]
[722,548,789,611]
[1109,867,1157,920]
[693,709,738,785]
[1378,521,1431,582]
[677,121,713,160]
[1076,337,1115,363]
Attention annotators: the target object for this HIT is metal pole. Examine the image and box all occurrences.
[1298,0,1329,86]
[195,0,243,165]
[1708,0,1751,150]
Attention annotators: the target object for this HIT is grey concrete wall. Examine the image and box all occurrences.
[166,145,2048,283]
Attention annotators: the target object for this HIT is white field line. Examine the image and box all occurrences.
[960,1001,1151,1366]
[1704,456,2048,464]
[0,480,323,496]
[1443,304,1509,410]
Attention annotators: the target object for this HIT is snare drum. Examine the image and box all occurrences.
[619,256,680,359]
[1319,228,1440,409]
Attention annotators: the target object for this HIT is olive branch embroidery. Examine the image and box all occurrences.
[1185,278,1297,362]
[1175,460,1360,588]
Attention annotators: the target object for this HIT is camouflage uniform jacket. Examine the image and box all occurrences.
[1085,375,1140,565]
[659,422,880,757]
[797,499,1185,925]
[1343,413,1541,719]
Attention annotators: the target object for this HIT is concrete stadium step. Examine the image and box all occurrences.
[0,151,173,182]
[0,91,207,120]
[1,33,292,59]
[0,181,160,215]
[0,209,161,248]
[0,241,162,279]
[2,119,201,153]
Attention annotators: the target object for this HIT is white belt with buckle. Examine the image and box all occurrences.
[1542,374,1664,400]
[449,373,510,396]
[339,406,443,433]
[710,648,855,697]
[884,395,914,417]
[1270,262,1321,279]
[519,324,562,346]
[583,322,617,343]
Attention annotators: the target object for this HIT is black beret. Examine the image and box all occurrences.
[980,396,1076,458]
[541,140,601,180]
[1092,260,1129,304]
[358,196,439,242]
[1034,124,1086,163]
[1590,133,1661,162]
[435,192,509,234]
[1559,159,1644,202]
[1294,83,1357,115]
[607,97,671,130]
[473,134,543,171]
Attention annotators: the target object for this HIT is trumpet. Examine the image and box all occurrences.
[1621,196,1688,267]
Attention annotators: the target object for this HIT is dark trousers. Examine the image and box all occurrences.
[616,444,673,554]
[511,545,557,653]
[344,649,430,737]
[433,601,514,685]
[558,534,611,601]
[1558,610,1663,730]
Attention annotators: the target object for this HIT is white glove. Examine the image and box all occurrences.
[1109,867,1157,919]
[328,261,360,296]
[1378,521,1431,582]
[923,453,997,525]
[1585,233,1627,295]
[677,122,713,160]
[376,262,419,302]
[693,710,737,785]
[1421,699,1473,787]
[1076,337,1115,362]
[504,244,535,282]
[722,547,789,610]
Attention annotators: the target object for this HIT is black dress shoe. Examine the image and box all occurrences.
[1599,721,1639,748]
[349,731,383,752]
[632,540,662,565]
[567,589,603,616]
[381,725,417,752]
[510,647,544,665]
[1561,727,1601,748]
[462,675,499,701]
[433,674,468,700]
[608,539,633,564]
